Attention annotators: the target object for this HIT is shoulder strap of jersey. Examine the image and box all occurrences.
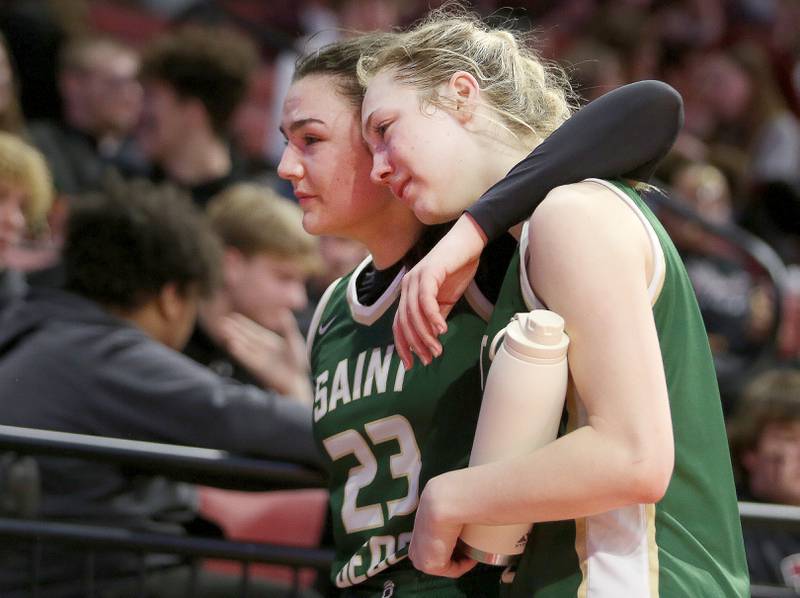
[306,276,343,366]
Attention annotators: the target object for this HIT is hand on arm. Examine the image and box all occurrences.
[394,81,683,365]
[408,183,674,575]
[394,214,486,369]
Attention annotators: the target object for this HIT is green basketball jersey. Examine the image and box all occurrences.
[308,257,501,596]
[483,179,749,598]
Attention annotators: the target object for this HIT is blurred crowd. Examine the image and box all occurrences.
[0,0,799,594]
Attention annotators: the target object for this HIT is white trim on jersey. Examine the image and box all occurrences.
[306,275,343,366]
[343,254,495,328]
[464,280,494,322]
[517,178,667,312]
[346,256,407,326]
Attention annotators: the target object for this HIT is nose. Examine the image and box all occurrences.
[370,149,393,186]
[277,145,303,181]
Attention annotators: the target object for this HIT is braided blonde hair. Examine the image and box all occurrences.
[357,4,576,144]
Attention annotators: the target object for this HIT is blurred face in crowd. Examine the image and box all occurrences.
[743,419,800,506]
[224,250,309,331]
[61,43,142,137]
[0,44,13,118]
[161,286,201,351]
[137,81,194,164]
[277,74,397,238]
[0,181,26,267]
[84,47,142,138]
[695,52,752,122]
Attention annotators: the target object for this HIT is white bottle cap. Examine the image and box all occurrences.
[504,310,569,361]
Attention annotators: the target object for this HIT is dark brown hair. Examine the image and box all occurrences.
[141,25,258,135]
[64,176,222,309]
[294,32,397,108]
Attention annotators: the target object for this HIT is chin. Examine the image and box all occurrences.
[414,201,453,226]
[301,212,324,236]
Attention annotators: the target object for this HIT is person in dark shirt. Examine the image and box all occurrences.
[28,35,147,197]
[137,25,258,207]
[0,177,321,597]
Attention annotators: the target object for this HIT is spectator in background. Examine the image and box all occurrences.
[185,183,320,403]
[0,32,25,136]
[138,25,259,206]
[0,132,52,310]
[0,177,321,597]
[562,38,625,101]
[658,159,775,410]
[729,368,800,592]
[29,35,145,197]
[696,43,800,202]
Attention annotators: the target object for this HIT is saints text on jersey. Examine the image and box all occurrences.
[313,343,406,422]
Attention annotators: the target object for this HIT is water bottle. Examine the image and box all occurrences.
[457,309,569,565]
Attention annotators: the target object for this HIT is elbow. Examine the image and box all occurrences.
[647,80,684,141]
[627,443,674,504]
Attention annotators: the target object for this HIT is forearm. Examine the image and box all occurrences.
[467,80,683,241]
[434,425,665,527]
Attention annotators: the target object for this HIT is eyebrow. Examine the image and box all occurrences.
[278,117,326,138]
[362,110,377,136]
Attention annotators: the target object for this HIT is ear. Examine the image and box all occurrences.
[223,247,245,288]
[156,282,185,322]
[446,70,481,124]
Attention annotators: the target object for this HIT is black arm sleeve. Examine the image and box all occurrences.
[466,80,684,242]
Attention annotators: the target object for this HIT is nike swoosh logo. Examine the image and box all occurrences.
[318,316,337,335]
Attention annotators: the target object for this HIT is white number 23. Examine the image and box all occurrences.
[323,415,422,534]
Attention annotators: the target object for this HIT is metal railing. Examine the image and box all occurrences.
[3,428,800,596]
[0,425,332,597]
[740,502,800,598]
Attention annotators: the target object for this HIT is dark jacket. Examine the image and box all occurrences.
[0,269,26,313]
[0,288,321,592]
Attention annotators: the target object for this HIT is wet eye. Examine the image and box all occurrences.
[374,122,389,138]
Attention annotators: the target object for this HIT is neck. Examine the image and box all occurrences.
[349,206,424,270]
[161,131,231,186]
[482,139,536,193]
[108,301,161,342]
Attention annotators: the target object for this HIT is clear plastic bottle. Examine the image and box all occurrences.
[457,310,569,565]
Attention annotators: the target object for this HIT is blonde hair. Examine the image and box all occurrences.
[0,132,53,232]
[207,183,322,274]
[357,4,576,143]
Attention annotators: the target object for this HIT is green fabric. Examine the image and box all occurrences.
[486,180,749,597]
[310,266,499,596]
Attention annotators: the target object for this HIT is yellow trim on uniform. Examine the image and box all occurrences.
[575,515,589,598]
[646,503,660,597]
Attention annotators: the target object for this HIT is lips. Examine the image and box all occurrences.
[391,178,411,202]
[293,191,317,207]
